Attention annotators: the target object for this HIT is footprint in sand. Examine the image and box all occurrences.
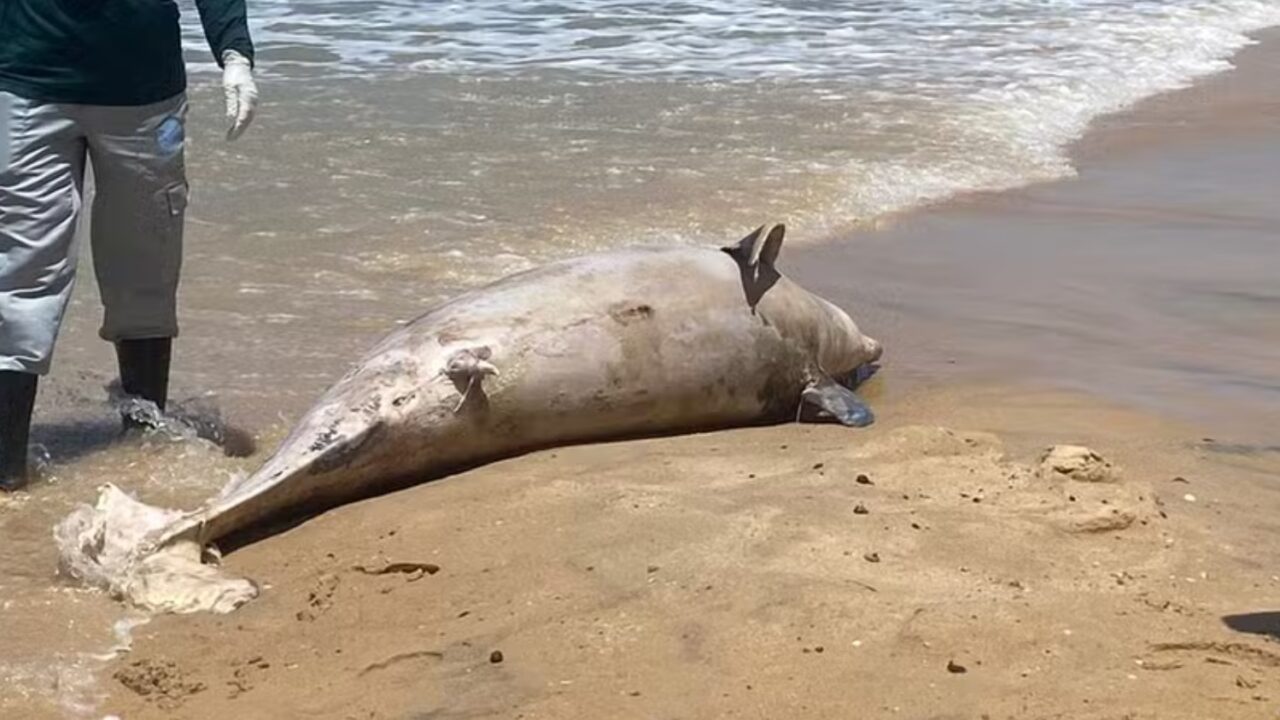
[296,573,340,622]
[113,658,206,711]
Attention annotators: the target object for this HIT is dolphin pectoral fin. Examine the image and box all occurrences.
[756,224,785,267]
[799,378,875,428]
[445,349,499,413]
[453,376,479,413]
[722,223,786,269]
[724,224,786,310]
[723,224,766,262]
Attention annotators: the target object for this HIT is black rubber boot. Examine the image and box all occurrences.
[0,371,38,492]
[116,338,172,420]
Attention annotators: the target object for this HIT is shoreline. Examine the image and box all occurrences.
[95,30,1280,718]
[3,24,1280,720]
[791,27,1280,444]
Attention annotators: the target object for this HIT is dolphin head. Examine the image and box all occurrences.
[723,223,882,385]
[814,296,882,381]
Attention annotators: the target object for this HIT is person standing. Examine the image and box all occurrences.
[0,0,259,490]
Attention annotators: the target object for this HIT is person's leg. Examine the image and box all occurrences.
[0,371,38,488]
[115,336,171,411]
[0,92,88,488]
[81,94,188,415]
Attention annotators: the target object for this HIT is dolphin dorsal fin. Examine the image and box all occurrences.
[723,223,786,269]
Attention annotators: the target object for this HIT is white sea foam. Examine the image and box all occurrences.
[178,1,1280,249]
[184,1,1280,84]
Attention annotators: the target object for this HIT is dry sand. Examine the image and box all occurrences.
[101,385,1280,719]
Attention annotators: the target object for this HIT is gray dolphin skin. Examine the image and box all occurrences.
[56,224,882,613]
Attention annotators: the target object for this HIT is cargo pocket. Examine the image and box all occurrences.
[157,182,188,290]
[164,182,189,218]
[0,93,12,174]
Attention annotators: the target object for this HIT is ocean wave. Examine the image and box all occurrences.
[177,0,1280,255]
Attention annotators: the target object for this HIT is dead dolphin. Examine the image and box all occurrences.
[56,224,882,613]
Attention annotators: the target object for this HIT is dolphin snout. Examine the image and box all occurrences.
[865,336,883,363]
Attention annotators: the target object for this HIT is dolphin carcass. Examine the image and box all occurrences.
[55,224,883,613]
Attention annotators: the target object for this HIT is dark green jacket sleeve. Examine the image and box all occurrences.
[195,0,256,66]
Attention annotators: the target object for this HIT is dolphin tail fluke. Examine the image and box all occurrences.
[54,484,258,614]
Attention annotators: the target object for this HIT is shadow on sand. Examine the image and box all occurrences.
[1222,611,1280,641]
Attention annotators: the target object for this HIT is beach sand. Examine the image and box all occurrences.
[100,386,1280,719]
[92,32,1280,720]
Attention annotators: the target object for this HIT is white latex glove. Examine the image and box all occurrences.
[222,50,258,141]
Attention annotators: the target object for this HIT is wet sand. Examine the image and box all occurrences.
[792,28,1280,443]
[2,27,1279,720]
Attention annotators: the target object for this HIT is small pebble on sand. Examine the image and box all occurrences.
[947,660,967,674]
[853,504,869,515]
[489,651,504,664]
[1183,494,1197,503]
[856,474,873,485]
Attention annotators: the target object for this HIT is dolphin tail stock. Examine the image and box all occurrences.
[54,484,258,614]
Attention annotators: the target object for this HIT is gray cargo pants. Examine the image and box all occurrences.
[0,91,188,375]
